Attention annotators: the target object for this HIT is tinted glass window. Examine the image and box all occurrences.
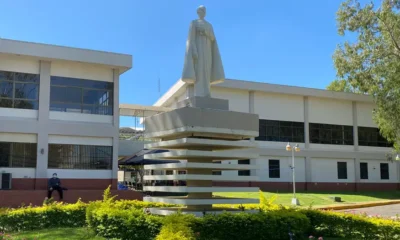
[360,162,368,180]
[48,144,112,170]
[358,127,392,147]
[310,123,353,145]
[337,162,348,179]
[256,119,304,143]
[0,71,39,110]
[380,163,389,180]
[50,76,113,115]
[0,142,37,168]
[269,159,280,178]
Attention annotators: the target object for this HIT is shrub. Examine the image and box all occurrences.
[301,209,400,240]
[89,206,163,240]
[156,214,197,240]
[0,200,87,232]
[192,210,309,240]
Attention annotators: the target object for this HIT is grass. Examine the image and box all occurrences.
[8,228,103,240]
[215,191,400,207]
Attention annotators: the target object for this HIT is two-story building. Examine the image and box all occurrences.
[0,38,139,205]
[153,79,398,192]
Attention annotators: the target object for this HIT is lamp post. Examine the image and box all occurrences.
[286,142,300,206]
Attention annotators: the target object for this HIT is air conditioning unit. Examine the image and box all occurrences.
[0,173,12,190]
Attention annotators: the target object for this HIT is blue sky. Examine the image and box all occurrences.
[0,0,363,127]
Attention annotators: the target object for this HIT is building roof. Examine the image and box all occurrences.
[0,38,132,74]
[154,79,374,107]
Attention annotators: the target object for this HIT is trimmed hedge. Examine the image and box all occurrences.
[0,188,399,239]
[0,201,87,232]
[301,209,400,240]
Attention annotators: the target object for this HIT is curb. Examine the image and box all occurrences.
[316,200,400,211]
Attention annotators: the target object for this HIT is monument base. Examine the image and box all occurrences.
[147,207,258,217]
[175,96,229,110]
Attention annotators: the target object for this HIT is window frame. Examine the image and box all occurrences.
[380,163,389,180]
[309,123,354,145]
[49,76,114,116]
[0,71,40,110]
[360,162,368,180]
[256,119,305,143]
[337,162,348,179]
[268,159,280,178]
[358,127,392,148]
[238,159,250,176]
[0,142,37,168]
[48,144,113,170]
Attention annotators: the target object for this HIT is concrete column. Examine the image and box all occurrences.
[36,61,51,189]
[354,157,360,183]
[186,85,194,98]
[305,156,312,182]
[303,96,310,149]
[352,101,359,151]
[249,91,257,177]
[303,97,311,190]
[112,69,120,188]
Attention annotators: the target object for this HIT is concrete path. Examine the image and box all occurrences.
[339,203,400,218]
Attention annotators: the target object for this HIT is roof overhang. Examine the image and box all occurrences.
[0,38,132,74]
[119,104,172,117]
[153,78,374,107]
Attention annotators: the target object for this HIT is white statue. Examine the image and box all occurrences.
[181,5,225,97]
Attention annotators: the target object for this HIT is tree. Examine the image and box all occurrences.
[332,0,400,149]
[326,79,358,93]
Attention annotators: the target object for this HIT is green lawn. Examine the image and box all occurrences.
[8,228,103,240]
[215,191,400,207]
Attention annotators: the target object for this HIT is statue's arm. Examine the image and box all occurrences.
[209,25,216,42]
[189,21,198,57]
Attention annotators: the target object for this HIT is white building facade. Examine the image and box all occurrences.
[0,39,132,190]
[154,79,398,191]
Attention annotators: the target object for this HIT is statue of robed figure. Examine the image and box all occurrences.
[181,5,225,97]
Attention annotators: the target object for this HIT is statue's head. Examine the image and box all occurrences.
[197,5,206,19]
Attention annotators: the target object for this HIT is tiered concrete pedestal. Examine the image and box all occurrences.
[143,97,260,216]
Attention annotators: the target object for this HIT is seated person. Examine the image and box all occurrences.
[48,173,63,200]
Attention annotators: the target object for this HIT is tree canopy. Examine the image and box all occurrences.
[332,0,400,149]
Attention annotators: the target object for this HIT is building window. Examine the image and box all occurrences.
[48,144,112,169]
[360,162,368,180]
[269,159,280,178]
[380,163,389,180]
[358,127,392,147]
[166,170,173,175]
[0,142,37,168]
[337,162,348,179]
[0,71,39,110]
[50,76,113,115]
[213,161,222,175]
[238,159,250,176]
[256,119,304,142]
[309,123,353,145]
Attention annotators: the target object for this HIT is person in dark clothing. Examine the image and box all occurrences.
[48,173,63,200]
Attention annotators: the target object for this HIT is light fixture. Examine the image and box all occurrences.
[286,142,292,151]
[396,154,400,161]
[294,144,300,152]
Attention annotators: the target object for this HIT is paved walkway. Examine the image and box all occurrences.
[339,203,400,217]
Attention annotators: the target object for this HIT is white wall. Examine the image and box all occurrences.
[309,144,354,151]
[309,97,353,125]
[0,133,37,143]
[357,102,376,128]
[311,158,355,183]
[48,135,113,146]
[51,61,113,82]
[49,112,113,124]
[0,168,36,178]
[47,169,112,179]
[0,108,38,119]
[257,141,306,149]
[0,54,39,74]
[358,159,398,183]
[212,88,249,113]
[254,92,304,122]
